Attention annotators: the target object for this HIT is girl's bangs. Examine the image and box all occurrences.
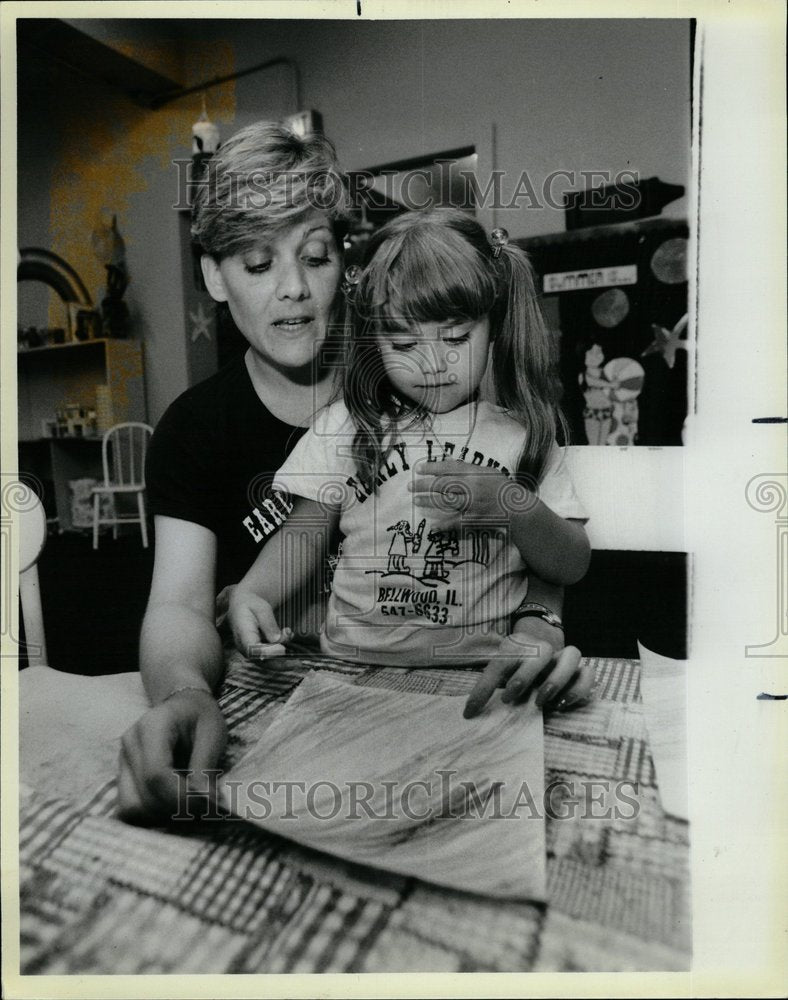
[362,226,497,330]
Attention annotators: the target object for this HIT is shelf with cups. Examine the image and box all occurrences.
[18,338,146,531]
[17,337,114,355]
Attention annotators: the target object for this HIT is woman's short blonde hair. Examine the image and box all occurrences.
[192,121,351,259]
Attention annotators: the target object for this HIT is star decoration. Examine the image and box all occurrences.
[641,313,688,369]
[190,302,213,343]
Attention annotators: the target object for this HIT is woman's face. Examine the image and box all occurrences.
[202,210,342,372]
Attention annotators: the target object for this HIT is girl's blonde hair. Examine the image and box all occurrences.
[191,121,351,259]
[344,208,564,486]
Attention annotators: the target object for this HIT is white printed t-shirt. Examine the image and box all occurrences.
[274,398,587,666]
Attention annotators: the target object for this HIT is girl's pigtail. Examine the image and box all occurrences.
[325,286,353,407]
[490,242,565,482]
[343,302,391,489]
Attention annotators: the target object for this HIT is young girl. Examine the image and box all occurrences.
[228,209,590,668]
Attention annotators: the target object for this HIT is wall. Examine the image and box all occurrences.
[17,54,57,330]
[17,23,237,424]
[17,17,690,423]
[195,18,691,237]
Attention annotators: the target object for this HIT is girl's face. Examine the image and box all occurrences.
[201,210,342,372]
[376,315,491,414]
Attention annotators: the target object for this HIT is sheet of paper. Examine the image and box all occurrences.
[220,671,547,900]
[20,666,149,803]
[637,642,689,821]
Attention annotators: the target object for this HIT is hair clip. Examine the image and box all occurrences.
[341,263,363,299]
[490,227,509,259]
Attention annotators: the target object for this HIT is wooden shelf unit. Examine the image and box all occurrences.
[18,339,146,530]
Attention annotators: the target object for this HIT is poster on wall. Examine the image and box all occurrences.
[524,217,689,446]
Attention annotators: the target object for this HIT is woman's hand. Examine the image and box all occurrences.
[463,617,594,719]
[117,688,228,825]
[228,587,292,659]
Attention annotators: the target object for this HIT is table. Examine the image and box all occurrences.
[19,654,691,973]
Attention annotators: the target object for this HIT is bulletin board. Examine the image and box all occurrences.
[520,217,690,446]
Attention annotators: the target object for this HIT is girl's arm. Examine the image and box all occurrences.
[506,507,590,586]
[408,450,591,586]
[408,459,590,586]
[463,572,595,718]
[229,496,340,654]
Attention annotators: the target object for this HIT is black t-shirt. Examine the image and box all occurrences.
[146,354,309,591]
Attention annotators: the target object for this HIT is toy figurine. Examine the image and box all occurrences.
[101,263,130,338]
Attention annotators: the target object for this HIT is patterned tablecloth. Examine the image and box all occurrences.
[19,655,691,973]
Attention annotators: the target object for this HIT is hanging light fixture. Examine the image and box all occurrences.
[190,94,220,194]
[191,93,220,155]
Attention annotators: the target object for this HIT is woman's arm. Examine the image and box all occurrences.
[118,516,228,824]
[140,517,224,701]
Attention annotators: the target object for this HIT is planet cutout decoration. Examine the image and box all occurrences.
[650,237,688,284]
[591,287,630,328]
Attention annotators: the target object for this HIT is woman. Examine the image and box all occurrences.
[117,121,592,824]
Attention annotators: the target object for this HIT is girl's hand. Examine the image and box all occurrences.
[214,584,236,628]
[407,459,523,528]
[228,588,292,660]
[463,618,594,719]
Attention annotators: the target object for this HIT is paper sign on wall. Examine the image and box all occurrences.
[544,265,637,293]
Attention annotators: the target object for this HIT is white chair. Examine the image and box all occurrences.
[19,485,48,667]
[91,422,153,550]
